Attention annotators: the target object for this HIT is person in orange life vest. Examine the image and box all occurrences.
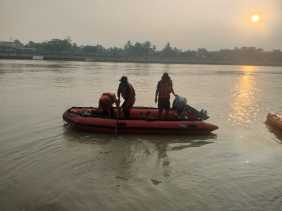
[98,92,119,118]
[117,76,136,119]
[155,73,176,117]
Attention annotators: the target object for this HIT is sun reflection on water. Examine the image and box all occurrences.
[229,66,260,126]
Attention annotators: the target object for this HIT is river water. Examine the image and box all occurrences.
[0,59,282,211]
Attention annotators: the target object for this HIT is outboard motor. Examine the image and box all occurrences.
[184,105,209,120]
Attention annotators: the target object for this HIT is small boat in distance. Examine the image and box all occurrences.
[32,55,44,60]
[266,113,282,131]
[63,107,218,135]
[265,113,282,143]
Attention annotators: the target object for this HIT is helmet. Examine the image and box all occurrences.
[119,76,128,83]
[162,72,170,80]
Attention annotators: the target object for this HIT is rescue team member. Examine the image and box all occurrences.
[172,95,187,117]
[117,76,136,119]
[155,72,176,118]
[98,92,119,118]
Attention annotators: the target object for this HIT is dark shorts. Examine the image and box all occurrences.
[122,97,135,119]
[158,98,170,111]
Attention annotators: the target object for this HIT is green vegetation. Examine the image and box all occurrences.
[0,38,282,66]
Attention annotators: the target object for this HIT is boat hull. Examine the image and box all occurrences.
[63,107,218,134]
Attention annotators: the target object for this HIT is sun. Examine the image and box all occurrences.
[251,14,261,23]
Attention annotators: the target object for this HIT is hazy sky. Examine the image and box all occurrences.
[0,0,281,50]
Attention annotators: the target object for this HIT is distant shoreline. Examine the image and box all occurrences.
[1,54,282,67]
[1,39,282,67]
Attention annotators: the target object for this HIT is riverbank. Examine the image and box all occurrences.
[1,53,282,67]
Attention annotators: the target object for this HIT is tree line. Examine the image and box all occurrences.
[0,38,282,66]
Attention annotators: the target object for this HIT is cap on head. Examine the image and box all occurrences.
[162,72,170,80]
[119,76,128,83]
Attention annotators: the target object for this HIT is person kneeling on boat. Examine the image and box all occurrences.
[98,92,119,118]
[117,76,136,119]
[172,95,209,120]
[172,95,188,119]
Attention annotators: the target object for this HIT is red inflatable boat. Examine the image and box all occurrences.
[63,107,218,134]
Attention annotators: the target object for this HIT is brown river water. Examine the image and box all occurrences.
[0,59,282,211]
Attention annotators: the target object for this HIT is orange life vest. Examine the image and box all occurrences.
[99,93,117,111]
[118,82,135,101]
[157,80,173,99]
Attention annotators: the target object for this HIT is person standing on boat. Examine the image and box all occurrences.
[117,76,136,119]
[98,92,119,118]
[155,72,176,118]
